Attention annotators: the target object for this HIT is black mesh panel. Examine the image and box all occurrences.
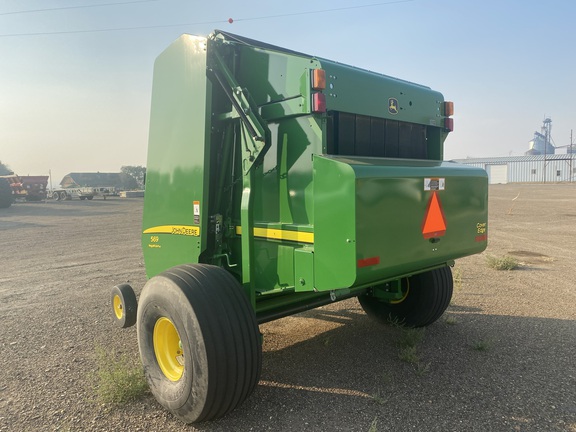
[327,111,427,159]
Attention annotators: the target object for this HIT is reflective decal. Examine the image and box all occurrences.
[235,226,314,244]
[143,225,200,237]
[424,178,445,191]
[422,191,447,239]
[388,98,399,115]
[193,201,200,225]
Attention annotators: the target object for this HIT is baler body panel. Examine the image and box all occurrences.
[142,36,212,278]
[319,60,444,127]
[141,30,488,319]
[251,116,321,227]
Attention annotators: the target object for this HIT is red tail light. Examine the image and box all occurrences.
[312,92,326,113]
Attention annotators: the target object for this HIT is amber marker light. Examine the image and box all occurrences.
[311,69,326,90]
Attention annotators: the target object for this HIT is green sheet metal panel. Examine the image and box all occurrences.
[234,42,320,109]
[253,116,322,227]
[142,35,212,278]
[352,157,488,286]
[319,60,444,127]
[294,248,315,292]
[313,155,488,290]
[313,156,358,289]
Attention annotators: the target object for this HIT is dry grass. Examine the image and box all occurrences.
[368,417,378,432]
[486,255,519,270]
[93,346,149,404]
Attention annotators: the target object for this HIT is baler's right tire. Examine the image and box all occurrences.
[137,264,262,424]
[358,266,453,328]
[59,191,68,201]
[0,179,12,209]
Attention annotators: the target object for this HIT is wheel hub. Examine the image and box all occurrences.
[153,317,184,381]
[113,295,123,319]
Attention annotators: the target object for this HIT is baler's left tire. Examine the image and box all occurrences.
[111,283,137,328]
[358,266,453,328]
[137,264,262,424]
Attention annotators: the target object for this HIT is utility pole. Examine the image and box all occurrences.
[571,130,574,183]
[542,118,549,183]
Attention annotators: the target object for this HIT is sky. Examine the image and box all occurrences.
[1,0,575,185]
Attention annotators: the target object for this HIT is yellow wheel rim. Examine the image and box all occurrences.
[113,295,123,319]
[153,317,184,382]
[390,280,410,304]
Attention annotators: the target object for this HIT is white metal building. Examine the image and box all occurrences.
[452,154,576,184]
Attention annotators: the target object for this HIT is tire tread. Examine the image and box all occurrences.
[142,264,261,423]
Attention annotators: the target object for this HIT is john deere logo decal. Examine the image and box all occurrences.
[388,98,399,115]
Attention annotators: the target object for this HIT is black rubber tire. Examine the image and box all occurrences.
[137,264,262,423]
[111,283,137,328]
[86,196,93,200]
[79,196,86,201]
[59,191,68,201]
[0,179,12,209]
[358,266,453,328]
[52,191,60,201]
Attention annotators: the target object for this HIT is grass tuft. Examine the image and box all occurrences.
[370,390,389,405]
[368,416,378,432]
[452,267,463,291]
[486,255,519,271]
[93,346,149,404]
[472,339,491,352]
[397,327,425,348]
[394,327,425,364]
[398,346,419,364]
[415,361,431,376]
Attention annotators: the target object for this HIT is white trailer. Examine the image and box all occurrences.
[50,187,95,201]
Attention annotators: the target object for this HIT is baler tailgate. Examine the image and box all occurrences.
[314,155,488,290]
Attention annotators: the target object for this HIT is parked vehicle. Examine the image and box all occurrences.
[0,177,12,208]
[50,187,94,201]
[0,174,49,205]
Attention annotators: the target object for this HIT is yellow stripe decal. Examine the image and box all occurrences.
[143,225,200,237]
[236,226,314,244]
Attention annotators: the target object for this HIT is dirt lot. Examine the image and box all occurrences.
[0,184,575,432]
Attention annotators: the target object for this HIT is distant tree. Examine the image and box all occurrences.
[0,161,13,176]
[120,165,146,190]
[119,173,138,190]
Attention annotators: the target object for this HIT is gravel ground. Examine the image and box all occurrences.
[0,184,575,432]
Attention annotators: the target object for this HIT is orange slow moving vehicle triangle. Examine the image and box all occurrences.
[422,191,447,239]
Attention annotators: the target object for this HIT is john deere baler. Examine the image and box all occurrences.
[111,30,488,424]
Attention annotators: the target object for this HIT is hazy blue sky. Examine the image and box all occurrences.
[1,0,574,185]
